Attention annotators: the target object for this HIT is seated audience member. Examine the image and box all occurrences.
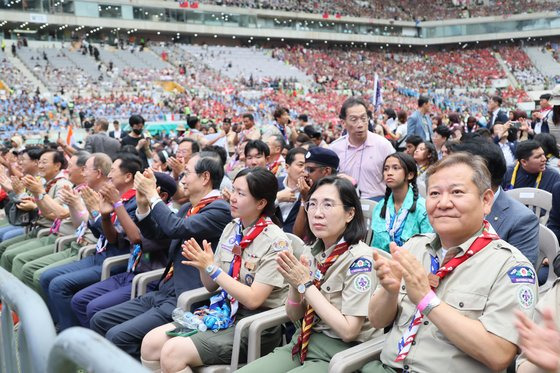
[548,182,560,245]
[491,122,517,167]
[266,133,287,177]
[245,140,270,169]
[90,152,231,358]
[371,153,432,252]
[516,279,560,373]
[239,176,381,372]
[365,153,537,373]
[534,132,560,174]
[413,141,438,192]
[502,140,560,192]
[70,172,177,327]
[292,147,340,239]
[140,167,290,371]
[453,141,539,268]
[432,125,452,160]
[404,135,423,157]
[276,148,307,233]
[40,153,142,330]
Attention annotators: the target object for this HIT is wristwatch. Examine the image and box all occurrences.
[90,210,100,219]
[37,192,47,201]
[205,264,216,275]
[297,281,313,294]
[421,296,442,316]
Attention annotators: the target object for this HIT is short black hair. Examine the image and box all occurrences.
[194,151,224,190]
[515,140,542,161]
[421,141,438,165]
[273,107,290,120]
[21,146,44,161]
[187,116,200,129]
[453,140,506,188]
[42,149,68,169]
[129,114,145,126]
[418,95,430,107]
[115,153,143,175]
[339,97,369,120]
[491,95,503,106]
[285,147,307,165]
[244,140,270,158]
[202,145,227,167]
[405,135,423,147]
[534,133,560,159]
[434,125,452,140]
[298,114,308,122]
[384,108,397,120]
[179,138,200,154]
[303,176,366,245]
[234,167,280,226]
[242,113,254,121]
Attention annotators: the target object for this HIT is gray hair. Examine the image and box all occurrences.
[426,153,491,196]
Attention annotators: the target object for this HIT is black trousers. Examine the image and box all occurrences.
[90,283,176,359]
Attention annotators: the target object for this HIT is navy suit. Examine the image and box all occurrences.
[489,109,509,127]
[275,177,300,234]
[547,183,560,274]
[90,198,231,358]
[487,188,539,268]
[407,110,432,141]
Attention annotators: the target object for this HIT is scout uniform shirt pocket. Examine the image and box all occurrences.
[320,278,344,304]
[444,291,487,318]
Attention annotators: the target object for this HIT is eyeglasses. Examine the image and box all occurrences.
[304,200,345,213]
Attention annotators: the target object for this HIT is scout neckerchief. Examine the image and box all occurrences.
[161,195,221,282]
[508,161,542,190]
[267,156,284,176]
[51,183,87,235]
[292,240,349,363]
[95,189,136,254]
[394,221,499,362]
[385,192,410,247]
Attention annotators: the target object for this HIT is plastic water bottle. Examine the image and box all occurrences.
[171,308,207,332]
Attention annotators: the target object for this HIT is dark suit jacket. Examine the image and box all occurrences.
[275,177,300,233]
[109,130,128,140]
[489,109,509,127]
[137,198,232,297]
[487,188,539,268]
[85,132,121,160]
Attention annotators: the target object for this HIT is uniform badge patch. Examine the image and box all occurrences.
[517,286,535,309]
[245,274,254,286]
[353,274,371,293]
[348,258,372,275]
[508,266,536,284]
[273,240,290,252]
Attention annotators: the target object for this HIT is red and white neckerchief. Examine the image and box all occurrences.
[267,156,285,176]
[394,221,499,363]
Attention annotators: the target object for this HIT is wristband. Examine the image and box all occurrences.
[417,290,436,313]
[78,209,88,218]
[210,268,222,281]
[113,200,124,209]
[287,297,302,306]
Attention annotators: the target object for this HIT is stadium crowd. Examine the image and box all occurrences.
[0,85,559,371]
[198,0,560,21]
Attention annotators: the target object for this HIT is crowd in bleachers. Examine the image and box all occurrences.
[0,88,559,371]
[199,0,560,21]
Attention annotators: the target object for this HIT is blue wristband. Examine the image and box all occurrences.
[210,268,222,281]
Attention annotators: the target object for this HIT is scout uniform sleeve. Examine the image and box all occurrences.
[341,252,376,317]
[479,260,538,344]
[253,236,291,288]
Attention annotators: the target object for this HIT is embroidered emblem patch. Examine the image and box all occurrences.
[517,286,535,309]
[348,258,372,274]
[245,274,254,286]
[273,240,290,252]
[508,266,536,284]
[353,274,371,293]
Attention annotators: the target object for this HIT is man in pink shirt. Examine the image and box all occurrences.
[330,97,395,200]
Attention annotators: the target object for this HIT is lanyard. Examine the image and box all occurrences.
[385,200,409,246]
[509,162,542,190]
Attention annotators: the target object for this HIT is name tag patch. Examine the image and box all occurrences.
[348,258,372,274]
[508,266,536,284]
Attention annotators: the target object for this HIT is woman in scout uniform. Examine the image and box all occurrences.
[140,167,290,372]
[238,176,381,373]
[371,153,432,252]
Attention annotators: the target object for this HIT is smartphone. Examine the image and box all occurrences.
[511,121,521,129]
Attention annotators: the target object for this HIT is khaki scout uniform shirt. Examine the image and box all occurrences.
[36,175,73,229]
[308,240,382,343]
[517,278,560,371]
[214,220,289,309]
[380,229,538,373]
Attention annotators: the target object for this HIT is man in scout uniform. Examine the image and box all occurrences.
[366,153,537,373]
